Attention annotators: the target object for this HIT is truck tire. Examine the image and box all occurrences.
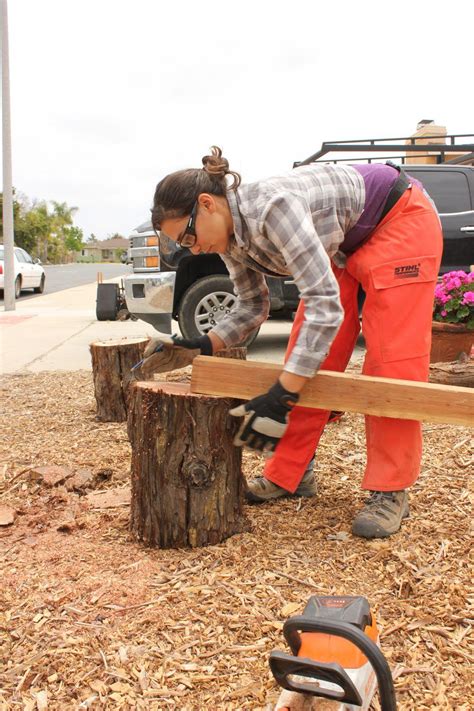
[96,283,120,321]
[178,275,260,347]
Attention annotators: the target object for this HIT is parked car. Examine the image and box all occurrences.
[0,246,45,298]
[114,133,474,336]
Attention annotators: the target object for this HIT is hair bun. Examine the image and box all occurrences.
[201,146,228,177]
[201,146,241,189]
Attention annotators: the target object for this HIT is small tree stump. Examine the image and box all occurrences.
[90,337,148,422]
[128,381,249,548]
[161,346,247,384]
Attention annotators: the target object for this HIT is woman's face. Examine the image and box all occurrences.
[160,194,232,255]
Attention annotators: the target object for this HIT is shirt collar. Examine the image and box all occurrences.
[226,189,246,248]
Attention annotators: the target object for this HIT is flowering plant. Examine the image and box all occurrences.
[433,270,474,329]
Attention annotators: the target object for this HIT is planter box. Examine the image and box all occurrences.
[431,321,474,363]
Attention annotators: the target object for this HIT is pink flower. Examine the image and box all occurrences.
[442,270,470,287]
[434,271,474,325]
[446,277,462,289]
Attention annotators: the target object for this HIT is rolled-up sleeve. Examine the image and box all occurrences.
[210,253,270,346]
[264,193,344,377]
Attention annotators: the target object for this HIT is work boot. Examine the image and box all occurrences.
[352,490,409,539]
[245,464,317,504]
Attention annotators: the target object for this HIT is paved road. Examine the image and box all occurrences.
[1,263,132,302]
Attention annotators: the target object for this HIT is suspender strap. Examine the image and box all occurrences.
[379,161,410,222]
[339,162,411,256]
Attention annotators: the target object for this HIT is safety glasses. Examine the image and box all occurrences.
[177,202,198,249]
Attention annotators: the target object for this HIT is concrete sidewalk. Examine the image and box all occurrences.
[0,278,294,374]
[0,278,160,374]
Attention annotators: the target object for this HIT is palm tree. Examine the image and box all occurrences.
[50,202,79,262]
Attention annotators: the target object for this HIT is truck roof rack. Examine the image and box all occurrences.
[295,133,474,167]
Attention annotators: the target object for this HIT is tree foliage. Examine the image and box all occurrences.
[0,190,84,263]
[63,226,84,252]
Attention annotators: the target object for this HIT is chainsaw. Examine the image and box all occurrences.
[270,596,396,711]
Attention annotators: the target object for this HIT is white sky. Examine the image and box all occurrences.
[4,0,473,239]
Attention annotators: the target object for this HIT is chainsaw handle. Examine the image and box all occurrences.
[270,651,363,705]
[283,616,397,711]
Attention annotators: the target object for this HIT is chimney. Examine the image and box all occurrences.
[416,119,435,130]
[406,121,447,165]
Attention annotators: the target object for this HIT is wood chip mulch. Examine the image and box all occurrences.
[0,371,472,710]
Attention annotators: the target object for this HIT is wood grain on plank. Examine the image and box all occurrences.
[190,356,474,426]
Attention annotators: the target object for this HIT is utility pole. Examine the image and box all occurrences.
[1,0,15,310]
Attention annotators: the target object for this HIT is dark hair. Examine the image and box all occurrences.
[151,146,241,231]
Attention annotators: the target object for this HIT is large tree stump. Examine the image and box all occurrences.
[90,337,148,422]
[128,381,249,548]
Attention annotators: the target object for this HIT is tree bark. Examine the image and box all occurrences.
[128,381,249,548]
[429,359,474,387]
[90,338,148,421]
[214,347,247,360]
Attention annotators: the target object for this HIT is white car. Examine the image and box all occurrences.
[0,245,46,298]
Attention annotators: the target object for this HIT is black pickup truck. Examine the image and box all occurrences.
[120,134,474,339]
[390,163,474,270]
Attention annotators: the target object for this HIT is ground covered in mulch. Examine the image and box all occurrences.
[0,371,472,710]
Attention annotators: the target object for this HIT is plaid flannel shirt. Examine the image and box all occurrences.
[211,164,365,377]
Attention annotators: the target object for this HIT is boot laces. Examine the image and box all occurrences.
[365,491,395,509]
[255,476,280,493]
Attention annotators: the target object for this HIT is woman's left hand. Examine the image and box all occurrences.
[139,334,212,377]
[229,380,299,452]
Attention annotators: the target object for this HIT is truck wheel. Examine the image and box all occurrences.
[178,275,260,347]
[96,283,120,321]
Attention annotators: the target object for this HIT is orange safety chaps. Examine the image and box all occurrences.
[264,185,443,492]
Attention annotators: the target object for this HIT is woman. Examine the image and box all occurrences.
[148,146,443,539]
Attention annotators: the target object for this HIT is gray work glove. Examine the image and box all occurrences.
[140,333,212,377]
[229,380,299,453]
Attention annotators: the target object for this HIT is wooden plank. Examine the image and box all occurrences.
[190,356,474,427]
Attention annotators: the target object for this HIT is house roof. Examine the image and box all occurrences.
[95,237,129,249]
